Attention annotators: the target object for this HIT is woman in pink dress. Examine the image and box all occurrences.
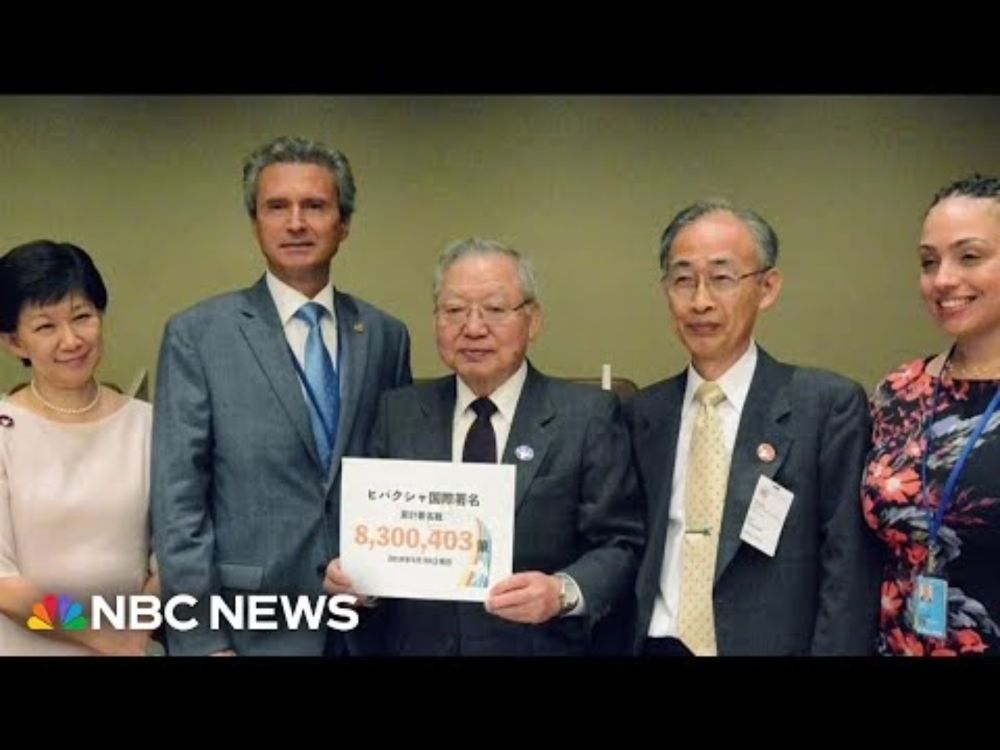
[0,240,157,655]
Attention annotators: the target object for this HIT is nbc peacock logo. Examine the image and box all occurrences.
[26,594,89,631]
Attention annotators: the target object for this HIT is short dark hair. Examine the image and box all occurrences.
[0,241,108,365]
[928,173,1000,212]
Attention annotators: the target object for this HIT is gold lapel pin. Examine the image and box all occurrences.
[353,322,365,333]
[756,442,776,463]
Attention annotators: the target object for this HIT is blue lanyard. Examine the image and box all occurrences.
[288,342,341,450]
[921,349,1000,552]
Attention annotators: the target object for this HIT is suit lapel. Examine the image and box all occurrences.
[417,366,554,513]
[238,278,321,471]
[634,373,686,581]
[416,377,457,461]
[329,291,369,483]
[502,365,554,514]
[715,350,792,582]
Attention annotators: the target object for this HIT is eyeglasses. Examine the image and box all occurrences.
[435,299,533,327]
[662,267,772,297]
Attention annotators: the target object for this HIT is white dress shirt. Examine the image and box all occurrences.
[647,340,758,638]
[450,361,528,463]
[265,271,339,379]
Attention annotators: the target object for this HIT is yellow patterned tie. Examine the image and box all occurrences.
[677,381,729,656]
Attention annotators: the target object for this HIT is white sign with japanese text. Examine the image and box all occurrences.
[340,458,515,602]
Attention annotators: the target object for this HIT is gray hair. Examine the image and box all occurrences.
[432,238,539,302]
[242,136,356,221]
[658,199,779,273]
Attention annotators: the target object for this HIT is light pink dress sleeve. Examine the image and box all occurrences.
[0,410,17,578]
[0,398,152,655]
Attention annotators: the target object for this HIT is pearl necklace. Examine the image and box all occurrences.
[29,379,102,415]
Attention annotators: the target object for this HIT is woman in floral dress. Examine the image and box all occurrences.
[864,174,1000,656]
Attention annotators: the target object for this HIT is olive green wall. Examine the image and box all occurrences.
[2,96,998,396]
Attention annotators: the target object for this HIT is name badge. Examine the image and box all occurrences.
[739,475,794,557]
[910,575,948,638]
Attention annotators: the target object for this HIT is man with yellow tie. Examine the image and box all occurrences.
[627,199,881,656]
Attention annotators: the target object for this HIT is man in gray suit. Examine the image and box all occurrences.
[327,238,643,655]
[152,136,411,655]
[628,200,880,656]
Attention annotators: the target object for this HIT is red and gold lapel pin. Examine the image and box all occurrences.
[756,442,776,463]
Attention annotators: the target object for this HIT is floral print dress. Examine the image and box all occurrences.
[863,357,1000,656]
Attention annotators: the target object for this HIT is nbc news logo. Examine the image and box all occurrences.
[26,594,89,631]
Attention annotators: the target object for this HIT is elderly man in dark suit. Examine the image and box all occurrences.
[152,136,411,656]
[326,238,643,655]
[628,200,880,656]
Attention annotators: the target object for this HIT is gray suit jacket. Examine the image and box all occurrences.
[151,277,411,655]
[365,364,644,655]
[626,349,881,655]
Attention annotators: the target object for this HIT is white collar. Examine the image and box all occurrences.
[683,340,758,412]
[265,271,335,325]
[456,360,529,422]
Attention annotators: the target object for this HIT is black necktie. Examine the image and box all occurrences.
[463,397,498,463]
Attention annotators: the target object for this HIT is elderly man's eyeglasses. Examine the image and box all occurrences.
[663,267,772,297]
[435,300,533,326]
